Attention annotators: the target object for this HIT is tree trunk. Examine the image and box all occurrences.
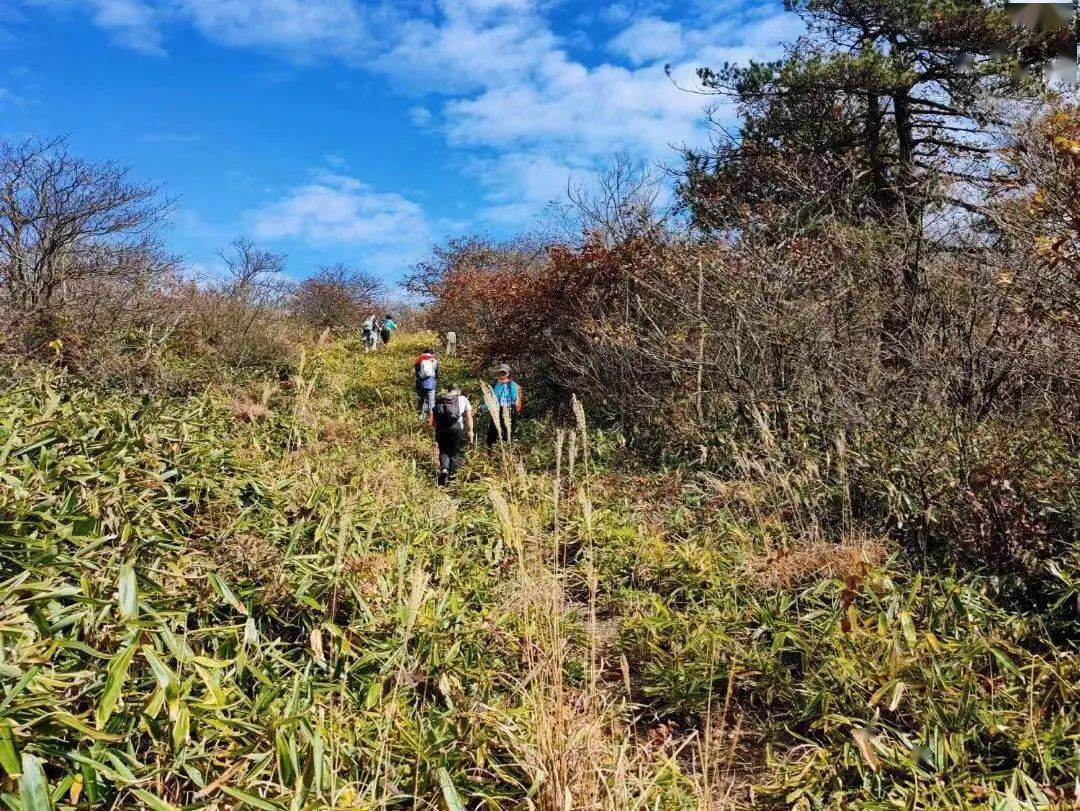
[694,257,706,425]
[892,90,920,228]
[865,91,890,213]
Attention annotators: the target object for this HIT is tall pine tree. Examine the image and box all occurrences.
[683,0,1069,233]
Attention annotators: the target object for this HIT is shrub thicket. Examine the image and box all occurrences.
[412,103,1080,581]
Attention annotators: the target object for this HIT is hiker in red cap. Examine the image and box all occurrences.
[414,347,439,421]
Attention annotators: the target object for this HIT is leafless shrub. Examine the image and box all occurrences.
[179,238,300,373]
[0,136,178,364]
[289,262,385,330]
[559,152,671,246]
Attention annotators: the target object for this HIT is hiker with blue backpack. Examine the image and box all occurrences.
[485,363,523,447]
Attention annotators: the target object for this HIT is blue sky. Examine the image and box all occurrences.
[1,0,800,284]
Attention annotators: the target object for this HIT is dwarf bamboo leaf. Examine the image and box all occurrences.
[19,754,50,811]
[130,789,179,811]
[172,704,190,750]
[95,640,138,729]
[0,721,20,777]
[118,562,137,619]
[0,667,40,714]
[219,785,285,810]
[208,572,247,615]
[437,767,466,811]
[141,646,175,690]
[899,611,917,647]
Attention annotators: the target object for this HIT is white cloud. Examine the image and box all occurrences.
[377,2,558,93]
[26,0,163,54]
[421,4,799,223]
[471,151,591,225]
[175,0,380,63]
[250,173,429,247]
[91,0,161,54]
[26,0,803,228]
[408,105,434,127]
[608,16,684,65]
[26,0,384,59]
[442,57,708,157]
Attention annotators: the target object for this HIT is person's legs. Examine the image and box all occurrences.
[445,432,463,482]
[486,417,499,448]
[436,431,463,484]
[437,434,451,485]
[381,329,392,346]
[418,388,435,420]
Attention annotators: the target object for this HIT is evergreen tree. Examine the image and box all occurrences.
[683,0,1069,232]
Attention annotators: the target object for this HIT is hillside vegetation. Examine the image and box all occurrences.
[1,333,1075,809]
[2,2,1079,807]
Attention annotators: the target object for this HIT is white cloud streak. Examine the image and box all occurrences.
[177,0,382,63]
[25,0,164,54]
[250,173,429,247]
[608,16,684,65]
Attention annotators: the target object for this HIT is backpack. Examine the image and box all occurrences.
[433,393,463,432]
[417,357,436,380]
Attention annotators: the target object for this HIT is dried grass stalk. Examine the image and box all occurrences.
[747,534,886,590]
[481,381,503,438]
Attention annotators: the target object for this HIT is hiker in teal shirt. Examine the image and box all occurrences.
[485,363,522,446]
[380,315,398,347]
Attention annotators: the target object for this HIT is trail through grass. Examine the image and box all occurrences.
[1,333,1076,809]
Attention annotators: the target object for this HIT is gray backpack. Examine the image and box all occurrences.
[433,394,463,432]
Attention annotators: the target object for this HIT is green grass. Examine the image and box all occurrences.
[1,333,1076,809]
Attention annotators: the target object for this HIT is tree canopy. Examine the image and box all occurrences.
[683,0,1069,232]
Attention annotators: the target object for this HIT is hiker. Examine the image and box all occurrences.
[414,347,439,420]
[445,330,457,357]
[362,314,377,352]
[430,385,473,485]
[486,363,523,447]
[381,314,398,347]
